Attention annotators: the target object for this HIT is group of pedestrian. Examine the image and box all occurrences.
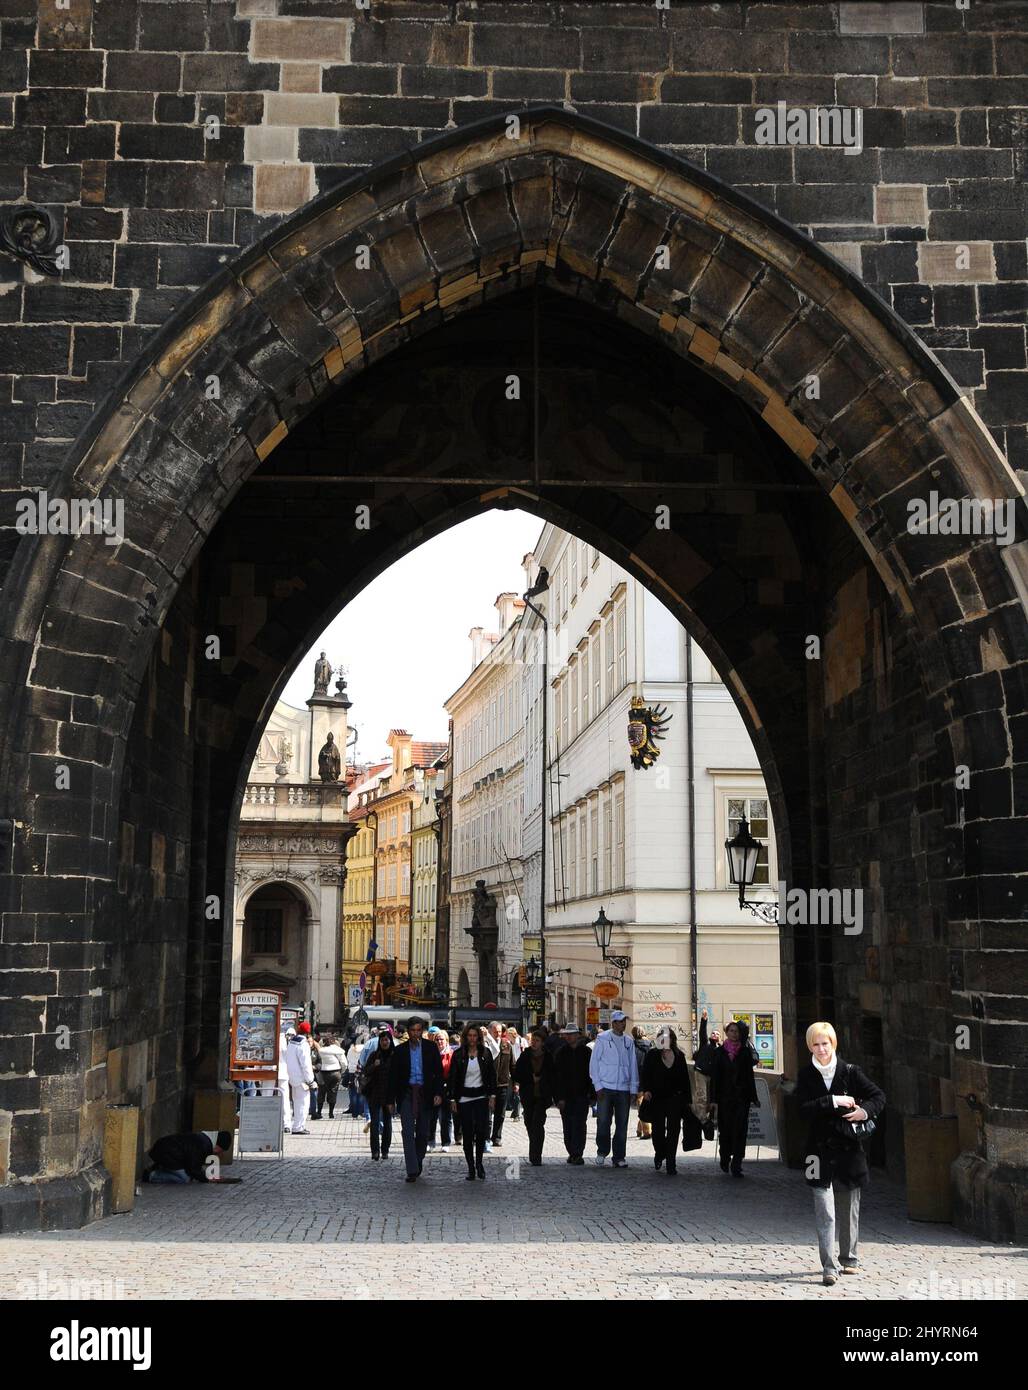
[263,1007,885,1286]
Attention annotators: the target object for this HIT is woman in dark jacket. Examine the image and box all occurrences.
[513,1030,555,1166]
[702,1014,759,1177]
[639,1026,692,1175]
[796,1021,885,1286]
[361,1029,395,1161]
[448,1024,497,1180]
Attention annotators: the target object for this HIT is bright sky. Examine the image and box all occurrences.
[280,509,545,764]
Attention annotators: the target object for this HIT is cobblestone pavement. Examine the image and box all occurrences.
[2,1111,1021,1300]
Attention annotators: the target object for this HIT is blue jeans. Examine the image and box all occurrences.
[149,1167,190,1184]
[595,1089,632,1162]
[349,1083,368,1118]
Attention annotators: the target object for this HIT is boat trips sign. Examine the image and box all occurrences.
[231,989,282,1080]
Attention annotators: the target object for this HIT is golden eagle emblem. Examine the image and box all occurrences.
[627,697,671,770]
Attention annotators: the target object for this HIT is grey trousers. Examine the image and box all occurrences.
[813,1182,861,1274]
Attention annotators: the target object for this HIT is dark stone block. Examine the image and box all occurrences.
[145,162,226,210]
[105,50,182,92]
[181,53,277,92]
[29,48,103,87]
[24,287,132,326]
[970,326,1027,370]
[325,63,403,95]
[119,124,206,162]
[352,19,434,66]
[0,328,71,375]
[156,94,198,125]
[337,95,449,127]
[892,283,933,324]
[65,208,124,242]
[933,285,976,327]
[102,162,147,209]
[15,88,87,127]
[140,0,208,51]
[581,26,668,73]
[979,283,1028,323]
[640,105,739,146]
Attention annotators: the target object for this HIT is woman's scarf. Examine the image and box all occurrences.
[723,1038,741,1060]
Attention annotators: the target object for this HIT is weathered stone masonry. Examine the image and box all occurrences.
[0,1,1026,1238]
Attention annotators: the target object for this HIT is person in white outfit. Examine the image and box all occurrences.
[285,1023,316,1134]
[278,1028,295,1132]
[589,1010,639,1167]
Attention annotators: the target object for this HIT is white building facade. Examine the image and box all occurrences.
[445,591,528,1007]
[520,525,782,1066]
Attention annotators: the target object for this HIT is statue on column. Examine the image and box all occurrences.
[318,731,341,782]
[313,651,332,696]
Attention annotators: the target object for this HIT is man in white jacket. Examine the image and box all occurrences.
[589,1010,639,1167]
[285,1022,316,1135]
[278,1029,295,1132]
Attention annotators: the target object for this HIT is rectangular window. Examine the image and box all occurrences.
[561,562,569,619]
[581,646,590,728]
[570,660,579,742]
[616,600,627,691]
[250,908,282,955]
[570,544,578,595]
[389,815,397,840]
[569,821,577,899]
[579,809,587,892]
[592,634,601,713]
[560,675,568,751]
[603,796,612,893]
[590,804,599,895]
[727,796,771,886]
[615,791,625,889]
[377,867,386,897]
[387,864,397,897]
[401,863,410,896]
[581,540,589,587]
[605,612,615,703]
[402,809,411,834]
[386,925,396,958]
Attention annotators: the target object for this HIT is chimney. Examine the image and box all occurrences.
[523,551,539,593]
[387,729,413,778]
[495,591,518,631]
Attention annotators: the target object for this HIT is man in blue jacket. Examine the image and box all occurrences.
[588,1011,639,1168]
[387,1017,445,1182]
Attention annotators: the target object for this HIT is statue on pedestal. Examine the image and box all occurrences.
[318,731,341,782]
[313,651,332,697]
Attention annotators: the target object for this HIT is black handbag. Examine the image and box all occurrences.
[638,1097,654,1124]
[701,1114,716,1142]
[681,1107,703,1152]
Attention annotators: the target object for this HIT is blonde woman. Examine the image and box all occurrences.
[795,1022,885,1287]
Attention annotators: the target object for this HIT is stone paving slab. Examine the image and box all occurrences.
[2,1113,1021,1300]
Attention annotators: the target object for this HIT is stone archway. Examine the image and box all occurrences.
[1,110,1024,1237]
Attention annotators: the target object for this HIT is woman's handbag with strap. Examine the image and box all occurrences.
[681,1106,703,1152]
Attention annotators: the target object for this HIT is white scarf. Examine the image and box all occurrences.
[812,1053,837,1090]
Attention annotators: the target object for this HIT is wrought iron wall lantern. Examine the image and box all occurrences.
[725,815,780,923]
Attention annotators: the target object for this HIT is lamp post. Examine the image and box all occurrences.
[592,907,631,997]
[522,567,550,1025]
[725,816,780,923]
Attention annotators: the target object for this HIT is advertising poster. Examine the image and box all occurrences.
[231,989,282,1081]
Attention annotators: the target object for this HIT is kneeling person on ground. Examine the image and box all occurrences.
[143,1131,232,1183]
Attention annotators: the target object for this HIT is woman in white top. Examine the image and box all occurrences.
[447,1024,497,1180]
[316,1034,346,1119]
[345,1038,365,1118]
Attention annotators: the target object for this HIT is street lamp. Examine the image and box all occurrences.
[522,566,550,1023]
[592,908,631,995]
[525,955,539,987]
[725,816,779,923]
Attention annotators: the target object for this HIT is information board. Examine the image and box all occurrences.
[231,989,282,1082]
[238,1093,284,1157]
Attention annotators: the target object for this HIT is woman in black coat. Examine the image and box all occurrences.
[701,1014,759,1177]
[447,1024,497,1180]
[796,1021,885,1286]
[361,1030,395,1161]
[639,1027,692,1175]
[513,1030,555,1166]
